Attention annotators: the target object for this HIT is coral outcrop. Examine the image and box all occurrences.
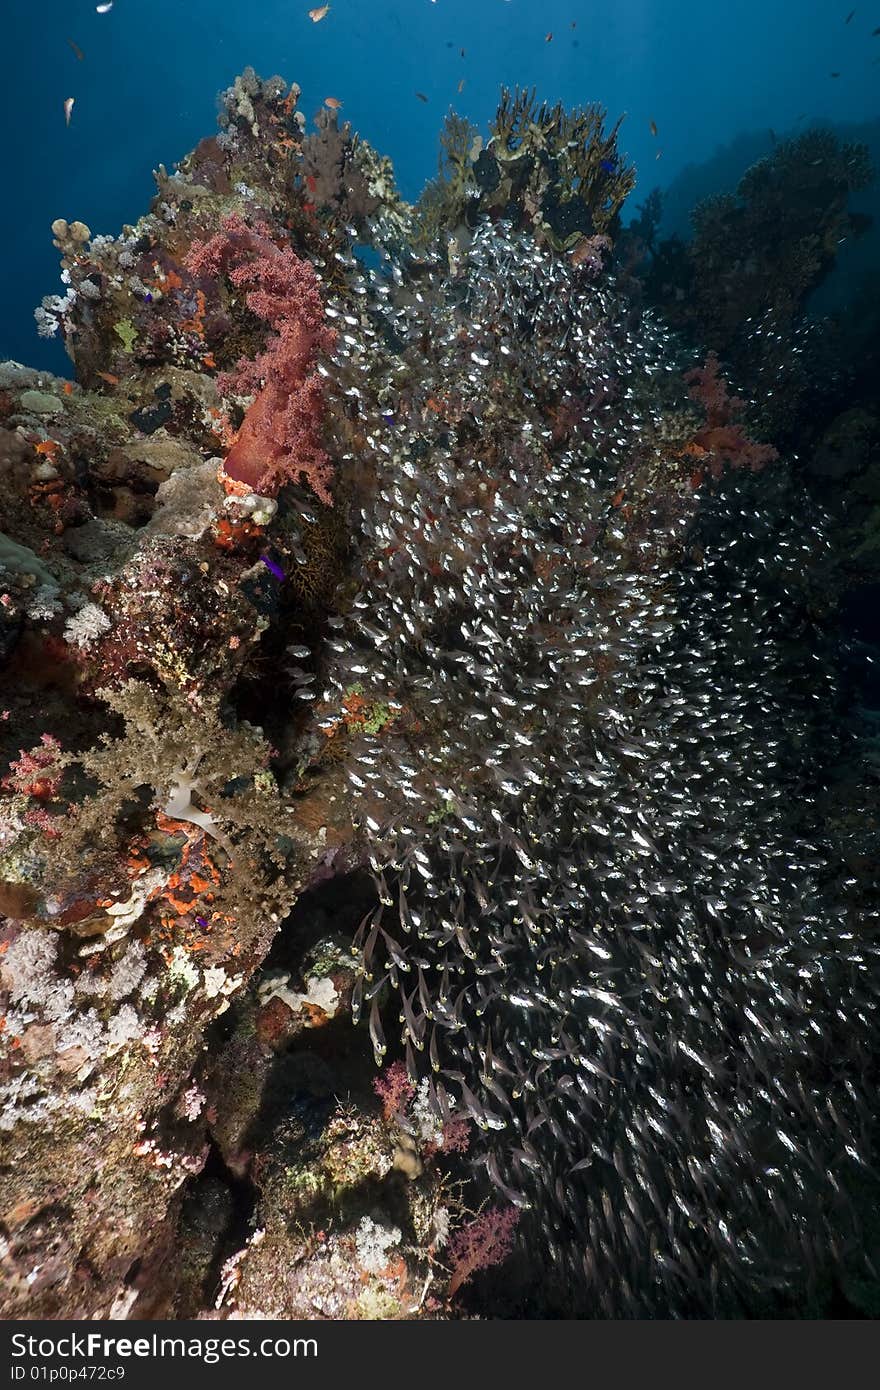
[1,73,878,1320]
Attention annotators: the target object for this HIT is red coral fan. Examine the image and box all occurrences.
[185,213,336,503]
[446,1205,520,1298]
[684,352,778,478]
[372,1060,416,1121]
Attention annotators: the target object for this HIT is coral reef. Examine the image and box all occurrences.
[642,130,874,442]
[1,71,878,1322]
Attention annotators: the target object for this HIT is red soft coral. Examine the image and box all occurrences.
[446,1205,519,1298]
[372,1060,416,1121]
[185,214,336,503]
[684,352,778,478]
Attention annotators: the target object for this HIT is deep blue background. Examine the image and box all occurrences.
[3,0,879,374]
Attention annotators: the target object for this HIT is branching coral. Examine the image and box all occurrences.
[412,87,635,253]
[185,213,336,502]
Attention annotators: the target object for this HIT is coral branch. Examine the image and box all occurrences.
[446,1205,519,1298]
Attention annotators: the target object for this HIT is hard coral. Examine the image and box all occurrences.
[184,214,336,503]
[413,87,635,254]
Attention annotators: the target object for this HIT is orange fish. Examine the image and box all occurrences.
[324,96,342,109]
[34,439,59,458]
[63,96,75,126]
[308,5,330,20]
[96,371,120,386]
[67,37,84,61]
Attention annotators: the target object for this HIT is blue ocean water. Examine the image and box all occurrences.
[4,0,879,372]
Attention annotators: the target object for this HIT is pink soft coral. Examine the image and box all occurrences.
[684,352,778,478]
[185,214,336,503]
[372,1060,416,1121]
[446,1205,520,1298]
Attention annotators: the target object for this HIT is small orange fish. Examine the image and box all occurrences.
[63,382,74,396]
[324,96,342,109]
[96,371,120,386]
[308,4,330,20]
[650,119,658,137]
[63,96,75,126]
[34,439,59,458]
[67,37,84,61]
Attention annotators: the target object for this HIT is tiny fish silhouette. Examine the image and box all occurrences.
[416,91,429,102]
[67,37,84,60]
